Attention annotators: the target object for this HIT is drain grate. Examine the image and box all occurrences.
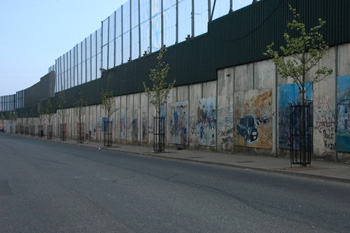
[0,180,13,196]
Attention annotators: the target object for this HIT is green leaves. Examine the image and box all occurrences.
[74,90,86,123]
[101,74,117,120]
[45,99,54,124]
[265,4,333,86]
[143,47,176,116]
[0,114,5,125]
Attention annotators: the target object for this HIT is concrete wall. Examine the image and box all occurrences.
[7,43,350,162]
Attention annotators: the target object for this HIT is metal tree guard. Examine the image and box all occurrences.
[38,125,44,137]
[103,121,112,147]
[77,123,85,143]
[153,116,165,152]
[289,103,312,166]
[60,124,66,141]
[30,126,35,137]
[47,125,53,139]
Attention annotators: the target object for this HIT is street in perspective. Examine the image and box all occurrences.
[1,0,350,232]
[1,133,349,233]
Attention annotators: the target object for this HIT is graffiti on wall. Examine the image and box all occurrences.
[197,97,216,147]
[120,109,126,140]
[168,101,188,145]
[337,75,350,152]
[132,109,139,142]
[141,112,148,142]
[278,82,313,149]
[314,95,336,152]
[234,89,272,149]
[127,112,133,142]
[217,106,234,147]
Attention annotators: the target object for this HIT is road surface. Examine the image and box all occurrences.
[0,134,349,232]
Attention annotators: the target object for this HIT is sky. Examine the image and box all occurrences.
[0,0,126,96]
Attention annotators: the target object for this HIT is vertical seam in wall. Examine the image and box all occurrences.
[216,70,218,152]
[139,93,141,144]
[201,82,203,98]
[133,94,135,143]
[188,85,190,148]
[274,64,278,157]
[120,96,122,143]
[126,95,129,142]
[201,83,203,150]
[253,63,255,90]
[232,66,235,154]
[335,45,339,162]
[147,92,150,146]
[138,95,140,144]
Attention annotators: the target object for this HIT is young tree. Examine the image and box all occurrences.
[38,103,46,136]
[9,111,17,121]
[9,111,17,133]
[143,47,175,151]
[58,91,67,125]
[101,74,117,146]
[101,74,117,123]
[74,89,86,143]
[58,90,67,140]
[45,99,54,125]
[45,99,54,139]
[0,114,5,132]
[265,5,333,166]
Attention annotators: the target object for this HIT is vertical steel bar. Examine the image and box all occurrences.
[63,54,65,90]
[176,0,178,44]
[90,34,93,81]
[191,0,194,38]
[81,41,84,84]
[121,5,124,64]
[101,21,104,69]
[114,11,117,67]
[107,16,110,69]
[95,31,98,80]
[150,0,152,53]
[208,0,211,22]
[130,0,132,61]
[211,0,217,21]
[161,0,164,47]
[138,0,141,58]
[85,37,87,83]
[73,46,75,86]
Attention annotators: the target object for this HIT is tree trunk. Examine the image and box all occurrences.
[158,106,161,152]
[301,79,306,166]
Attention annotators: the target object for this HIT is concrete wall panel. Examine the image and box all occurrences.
[313,48,337,156]
[338,43,350,76]
[120,95,127,142]
[127,95,134,143]
[140,92,149,145]
[235,64,254,91]
[133,93,141,143]
[177,86,189,102]
[189,83,202,148]
[114,96,121,142]
[217,68,234,152]
[254,60,275,89]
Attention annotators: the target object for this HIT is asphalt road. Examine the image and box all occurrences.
[1,134,349,233]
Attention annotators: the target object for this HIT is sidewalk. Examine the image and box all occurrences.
[19,134,350,184]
